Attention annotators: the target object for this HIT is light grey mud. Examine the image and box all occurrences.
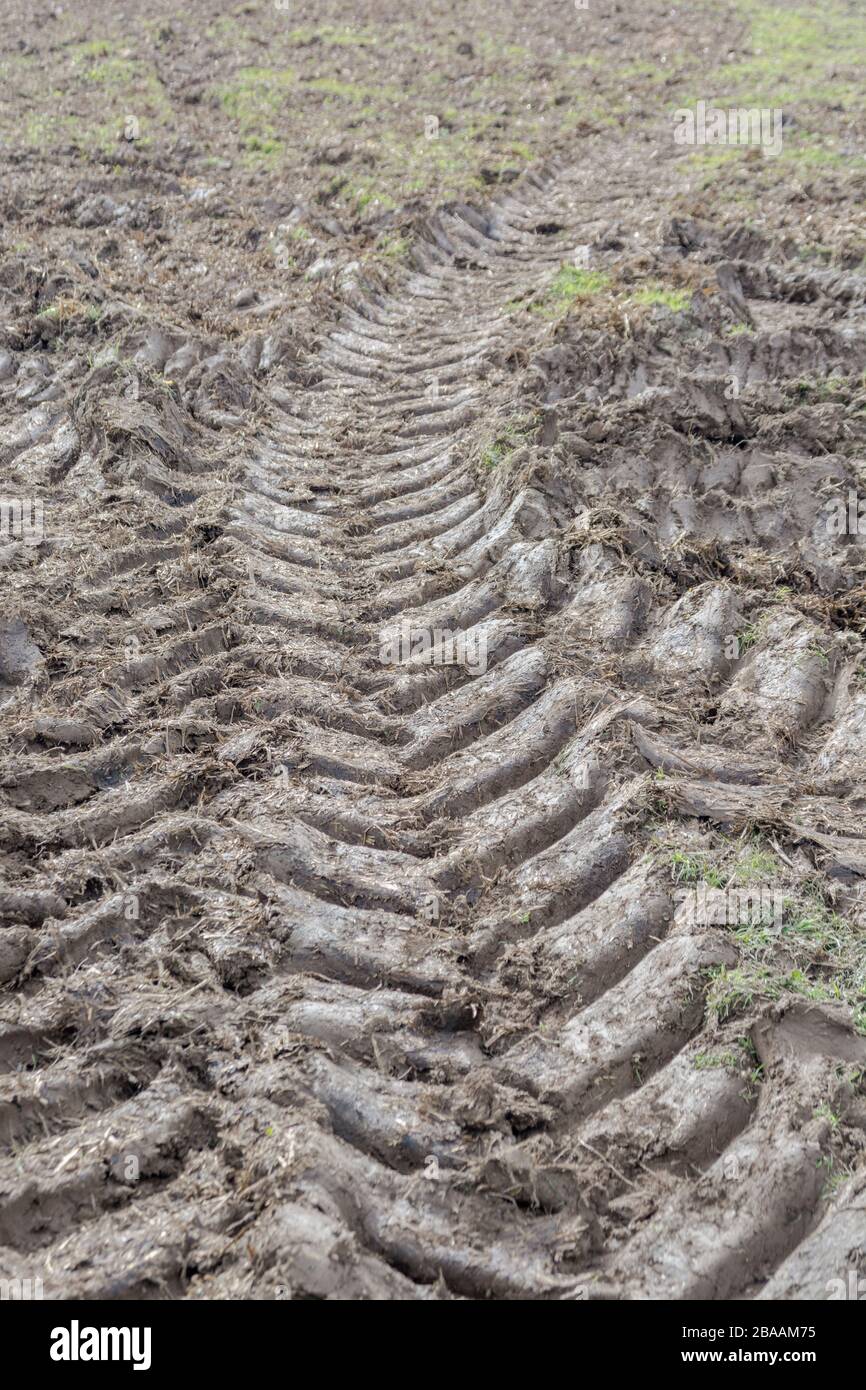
[2,117,866,1298]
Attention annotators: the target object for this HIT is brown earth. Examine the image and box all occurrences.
[0,0,865,1300]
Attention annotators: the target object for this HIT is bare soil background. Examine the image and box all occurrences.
[0,0,865,1299]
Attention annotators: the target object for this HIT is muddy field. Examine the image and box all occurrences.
[0,0,865,1302]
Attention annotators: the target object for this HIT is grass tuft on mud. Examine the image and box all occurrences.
[708,893,866,1035]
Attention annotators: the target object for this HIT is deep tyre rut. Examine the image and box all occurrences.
[2,149,866,1301]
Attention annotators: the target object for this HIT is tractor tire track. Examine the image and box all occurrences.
[1,151,865,1301]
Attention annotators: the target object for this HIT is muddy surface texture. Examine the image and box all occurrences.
[1,0,866,1299]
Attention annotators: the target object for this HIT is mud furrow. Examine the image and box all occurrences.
[2,147,866,1304]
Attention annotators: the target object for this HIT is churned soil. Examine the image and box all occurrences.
[0,0,865,1299]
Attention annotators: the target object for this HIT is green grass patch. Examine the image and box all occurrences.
[218,66,295,119]
[724,2,866,110]
[72,39,120,60]
[630,283,692,312]
[83,58,139,86]
[707,894,866,1032]
[374,233,409,260]
[215,66,296,160]
[531,264,611,318]
[693,1048,740,1071]
[670,848,726,887]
